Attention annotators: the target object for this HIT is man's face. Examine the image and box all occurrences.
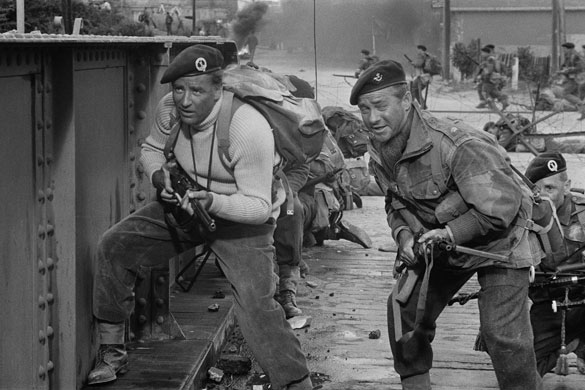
[535,173,571,210]
[357,87,411,143]
[172,73,222,126]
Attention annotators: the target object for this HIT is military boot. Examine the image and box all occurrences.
[277,290,302,318]
[87,344,128,385]
[336,220,372,248]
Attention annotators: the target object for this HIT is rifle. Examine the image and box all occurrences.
[166,160,217,232]
[403,54,414,65]
[303,167,343,188]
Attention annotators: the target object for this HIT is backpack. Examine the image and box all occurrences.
[423,54,442,76]
[321,106,369,158]
[218,65,326,169]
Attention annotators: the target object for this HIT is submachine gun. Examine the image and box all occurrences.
[166,159,216,233]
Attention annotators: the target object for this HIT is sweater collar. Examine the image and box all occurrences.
[191,93,223,132]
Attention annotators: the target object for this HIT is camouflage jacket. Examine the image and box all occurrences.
[369,104,542,269]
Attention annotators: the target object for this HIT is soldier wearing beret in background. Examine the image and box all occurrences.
[88,45,313,390]
[525,152,585,377]
[553,42,585,120]
[350,60,544,389]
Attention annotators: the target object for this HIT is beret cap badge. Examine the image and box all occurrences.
[195,57,208,72]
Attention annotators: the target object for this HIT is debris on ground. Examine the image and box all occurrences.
[288,315,312,329]
[208,303,220,312]
[208,367,224,383]
[212,289,226,299]
[217,354,252,375]
[306,280,319,288]
[368,329,381,339]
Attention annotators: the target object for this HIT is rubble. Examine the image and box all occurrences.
[208,303,220,312]
[216,354,252,375]
[207,367,224,383]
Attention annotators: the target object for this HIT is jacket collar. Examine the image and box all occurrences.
[399,102,433,161]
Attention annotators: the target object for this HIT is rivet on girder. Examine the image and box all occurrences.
[46,293,54,305]
[129,126,135,134]
[156,316,164,325]
[155,298,164,307]
[38,365,46,379]
[46,155,53,165]
[46,257,55,270]
[47,361,54,372]
[45,119,52,129]
[38,295,46,309]
[157,276,166,285]
[38,225,46,239]
[46,326,54,338]
[37,121,43,131]
[38,190,45,203]
[129,153,135,161]
[37,155,44,166]
[136,110,147,120]
[137,192,146,201]
[137,297,147,307]
[38,259,46,274]
[138,315,147,324]
[46,224,54,236]
[46,187,54,201]
[136,83,147,93]
[39,330,46,344]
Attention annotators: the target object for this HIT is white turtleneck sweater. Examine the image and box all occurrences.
[140,91,284,224]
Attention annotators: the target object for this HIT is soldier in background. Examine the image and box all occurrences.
[410,45,432,109]
[552,42,585,120]
[355,49,377,78]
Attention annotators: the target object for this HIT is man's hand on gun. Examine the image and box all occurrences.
[152,163,178,205]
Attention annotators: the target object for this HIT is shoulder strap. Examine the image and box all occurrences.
[217,90,235,166]
[163,120,182,160]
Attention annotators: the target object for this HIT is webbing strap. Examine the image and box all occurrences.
[163,120,182,160]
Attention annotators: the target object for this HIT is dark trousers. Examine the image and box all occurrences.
[93,201,309,389]
[531,300,585,376]
[274,193,304,294]
[388,266,543,390]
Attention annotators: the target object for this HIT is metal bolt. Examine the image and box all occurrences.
[45,119,52,129]
[136,83,147,93]
[136,110,147,120]
[37,121,43,130]
[46,326,54,338]
[137,297,147,306]
[38,365,46,379]
[38,225,46,239]
[37,155,44,166]
[39,330,46,344]
[129,153,135,161]
[155,298,164,307]
[46,187,53,201]
[46,257,55,270]
[38,190,45,202]
[157,276,165,285]
[46,224,54,236]
[138,315,147,324]
[156,316,164,325]
[38,295,46,309]
[46,293,54,305]
[137,192,146,201]
[129,126,135,134]
[47,361,54,372]
[46,155,53,165]
[38,259,45,274]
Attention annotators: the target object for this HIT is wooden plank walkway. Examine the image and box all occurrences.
[84,259,235,390]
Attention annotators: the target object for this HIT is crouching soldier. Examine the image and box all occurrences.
[87,44,313,390]
[525,152,585,376]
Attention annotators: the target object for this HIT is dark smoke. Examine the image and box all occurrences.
[230,2,269,49]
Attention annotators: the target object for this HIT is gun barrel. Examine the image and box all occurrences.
[191,199,217,232]
[531,275,585,289]
[438,241,508,262]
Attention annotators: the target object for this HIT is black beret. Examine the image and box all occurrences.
[525,152,567,183]
[160,44,224,84]
[485,44,495,50]
[361,49,370,55]
[349,60,407,105]
[417,45,427,52]
[481,46,491,53]
[561,42,575,49]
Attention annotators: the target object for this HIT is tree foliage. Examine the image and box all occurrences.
[451,39,480,80]
[0,0,151,36]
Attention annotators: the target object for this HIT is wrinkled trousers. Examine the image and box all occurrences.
[93,201,309,389]
[387,266,543,390]
[274,193,305,294]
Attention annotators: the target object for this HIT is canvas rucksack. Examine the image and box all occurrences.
[321,106,369,159]
[423,54,442,76]
[217,65,326,170]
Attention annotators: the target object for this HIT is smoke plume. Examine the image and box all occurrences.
[230,2,269,49]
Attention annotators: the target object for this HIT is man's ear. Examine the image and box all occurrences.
[402,91,412,111]
[565,178,572,195]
